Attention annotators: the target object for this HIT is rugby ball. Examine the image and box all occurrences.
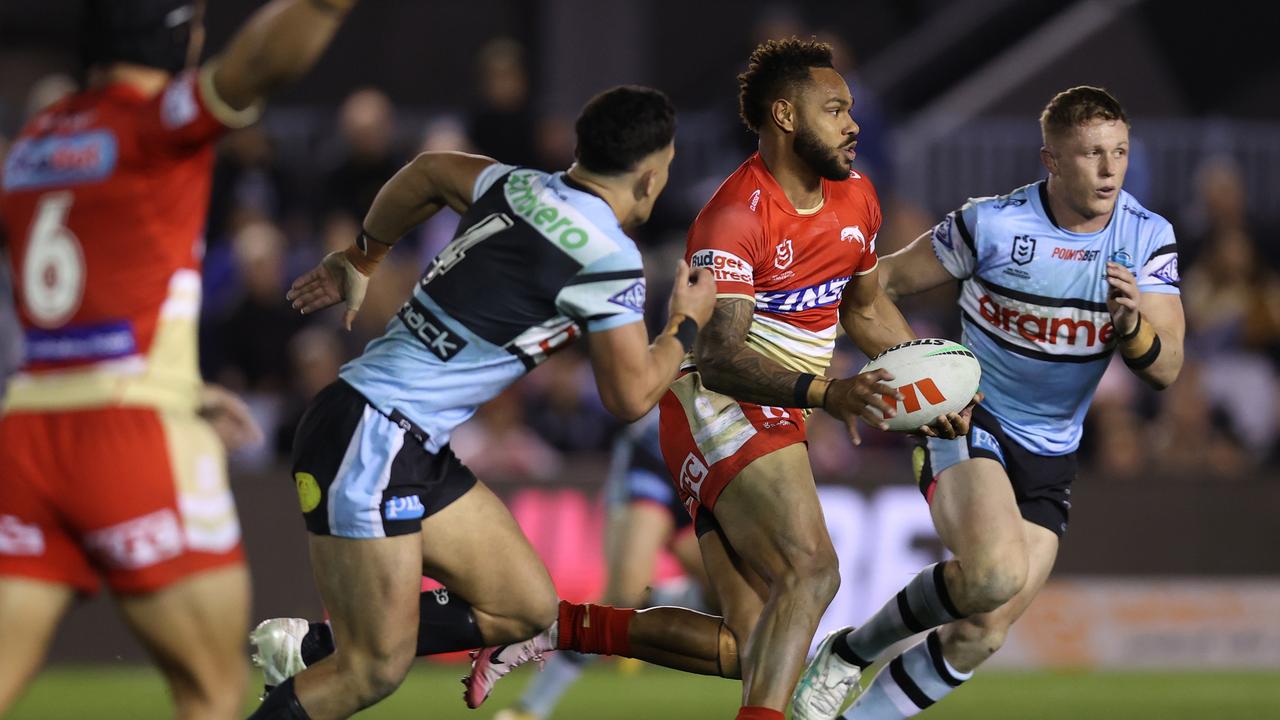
[857,339,981,432]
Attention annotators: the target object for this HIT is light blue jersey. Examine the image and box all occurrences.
[340,164,646,453]
[931,181,1180,455]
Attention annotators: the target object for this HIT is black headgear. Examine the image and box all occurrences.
[82,0,198,75]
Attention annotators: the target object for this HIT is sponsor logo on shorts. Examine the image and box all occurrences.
[398,296,467,361]
[608,280,647,313]
[384,495,425,521]
[0,515,45,556]
[431,588,450,605]
[690,249,753,285]
[677,453,709,505]
[84,509,184,570]
[295,472,322,513]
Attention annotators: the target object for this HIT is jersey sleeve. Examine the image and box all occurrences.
[685,204,762,300]
[853,181,883,276]
[140,64,263,152]
[929,201,980,280]
[555,250,647,333]
[473,162,517,201]
[1137,223,1180,295]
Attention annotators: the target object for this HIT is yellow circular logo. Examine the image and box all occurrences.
[295,472,321,513]
[912,446,926,485]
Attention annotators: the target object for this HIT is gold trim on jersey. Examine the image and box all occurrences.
[3,270,203,414]
[744,315,837,375]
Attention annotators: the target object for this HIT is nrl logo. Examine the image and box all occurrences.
[774,238,795,270]
[1011,235,1036,266]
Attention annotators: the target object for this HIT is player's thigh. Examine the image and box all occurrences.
[418,481,557,625]
[710,443,834,582]
[930,456,1025,566]
[309,533,422,659]
[0,577,74,711]
[115,564,250,696]
[602,501,676,605]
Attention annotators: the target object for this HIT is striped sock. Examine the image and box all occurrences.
[840,562,964,666]
[842,632,971,719]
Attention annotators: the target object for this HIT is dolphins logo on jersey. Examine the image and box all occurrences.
[1012,235,1036,266]
[840,225,865,250]
[774,238,794,270]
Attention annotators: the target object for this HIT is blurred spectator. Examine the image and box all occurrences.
[467,37,538,167]
[275,326,346,455]
[1182,155,1251,263]
[317,87,404,230]
[1181,225,1280,361]
[451,388,563,481]
[208,126,294,247]
[207,220,308,394]
[1147,361,1250,477]
[524,351,618,453]
[819,32,894,193]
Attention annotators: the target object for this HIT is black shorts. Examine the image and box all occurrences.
[290,380,477,538]
[915,404,1076,537]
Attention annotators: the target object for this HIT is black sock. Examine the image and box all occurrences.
[300,622,336,666]
[416,587,486,656]
[247,677,311,720]
[830,627,873,668]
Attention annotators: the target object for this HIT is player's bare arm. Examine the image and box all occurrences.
[287,151,496,328]
[211,0,359,112]
[1106,262,1185,389]
[878,229,957,301]
[588,262,715,422]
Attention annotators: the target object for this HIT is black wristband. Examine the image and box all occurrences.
[1118,312,1142,341]
[674,317,699,353]
[356,228,394,253]
[794,373,817,408]
[1123,333,1161,370]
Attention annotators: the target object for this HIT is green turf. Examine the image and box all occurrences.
[9,663,1279,719]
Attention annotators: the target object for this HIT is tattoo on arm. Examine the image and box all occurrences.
[694,298,804,406]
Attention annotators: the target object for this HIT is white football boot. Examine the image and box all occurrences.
[791,627,864,720]
[250,617,311,695]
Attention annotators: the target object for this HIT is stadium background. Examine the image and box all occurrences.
[1,0,1278,717]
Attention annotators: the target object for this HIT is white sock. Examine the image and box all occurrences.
[843,632,972,719]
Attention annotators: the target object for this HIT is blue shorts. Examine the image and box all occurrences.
[915,405,1076,537]
[604,423,692,532]
[290,380,476,539]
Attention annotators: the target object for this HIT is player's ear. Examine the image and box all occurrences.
[1040,146,1058,176]
[771,99,795,133]
[634,167,658,201]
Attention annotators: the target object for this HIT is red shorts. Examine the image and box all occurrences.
[658,371,807,520]
[0,406,243,594]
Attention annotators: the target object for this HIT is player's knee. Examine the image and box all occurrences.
[340,642,416,706]
[778,543,840,608]
[512,590,560,641]
[962,563,1026,614]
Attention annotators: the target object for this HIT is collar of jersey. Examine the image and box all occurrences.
[1033,179,1116,240]
[748,152,830,219]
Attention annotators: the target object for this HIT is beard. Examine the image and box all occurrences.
[794,126,850,181]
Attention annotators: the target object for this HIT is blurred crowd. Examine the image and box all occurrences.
[2,30,1278,486]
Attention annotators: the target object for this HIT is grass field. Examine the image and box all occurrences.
[10,662,1279,719]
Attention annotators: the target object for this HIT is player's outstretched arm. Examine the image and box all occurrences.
[588,262,715,422]
[210,0,358,112]
[287,152,495,329]
[838,266,915,360]
[879,230,959,301]
[1107,263,1185,389]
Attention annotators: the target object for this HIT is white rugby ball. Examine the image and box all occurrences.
[857,339,981,432]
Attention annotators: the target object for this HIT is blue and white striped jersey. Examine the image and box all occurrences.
[341,164,646,453]
[931,181,1180,455]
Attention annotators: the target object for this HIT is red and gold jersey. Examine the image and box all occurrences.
[0,66,259,413]
[687,152,880,375]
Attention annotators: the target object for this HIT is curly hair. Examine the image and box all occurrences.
[1040,86,1129,143]
[738,38,834,133]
